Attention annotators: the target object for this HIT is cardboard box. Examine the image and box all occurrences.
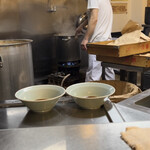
[87,41,150,57]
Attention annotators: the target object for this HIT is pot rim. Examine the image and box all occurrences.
[0,39,33,47]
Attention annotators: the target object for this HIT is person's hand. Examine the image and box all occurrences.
[81,39,88,51]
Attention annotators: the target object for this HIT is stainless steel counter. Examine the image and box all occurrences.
[0,97,110,129]
[1,121,150,150]
[1,94,150,150]
[0,96,150,129]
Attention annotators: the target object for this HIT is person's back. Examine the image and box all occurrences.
[89,0,113,42]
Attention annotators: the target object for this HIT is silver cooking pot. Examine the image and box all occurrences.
[55,35,81,63]
[0,39,34,100]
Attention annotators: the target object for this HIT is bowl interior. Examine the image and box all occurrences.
[66,82,115,99]
[15,85,65,101]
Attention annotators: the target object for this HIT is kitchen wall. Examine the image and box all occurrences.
[0,0,87,36]
[148,0,150,6]
[0,0,148,36]
[112,0,147,32]
[19,0,87,35]
[0,0,21,33]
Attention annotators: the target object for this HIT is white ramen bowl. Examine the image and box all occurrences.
[66,82,115,109]
[15,85,65,113]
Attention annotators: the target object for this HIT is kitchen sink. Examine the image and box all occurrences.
[135,95,150,108]
[118,88,150,114]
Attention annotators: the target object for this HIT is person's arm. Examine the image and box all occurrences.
[75,19,88,37]
[81,8,98,51]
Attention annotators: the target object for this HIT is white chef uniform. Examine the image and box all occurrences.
[85,0,115,82]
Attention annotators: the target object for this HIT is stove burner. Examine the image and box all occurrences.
[58,60,80,76]
[60,61,80,68]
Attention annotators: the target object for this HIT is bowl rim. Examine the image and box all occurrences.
[65,82,115,99]
[15,84,66,102]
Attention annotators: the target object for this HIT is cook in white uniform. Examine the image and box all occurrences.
[76,0,115,81]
